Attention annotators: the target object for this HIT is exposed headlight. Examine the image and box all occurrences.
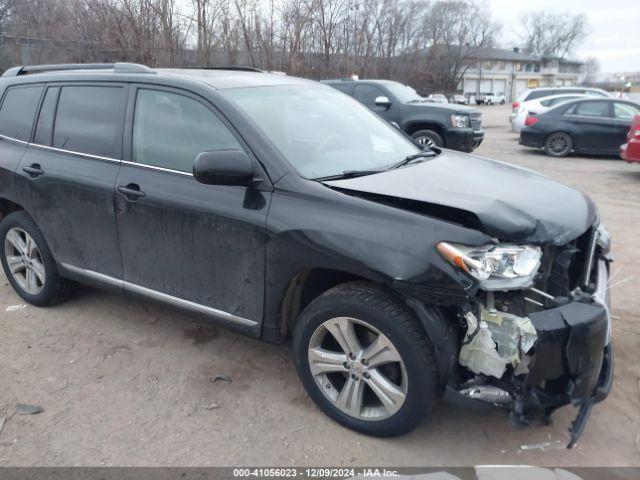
[437,242,542,290]
[451,114,470,128]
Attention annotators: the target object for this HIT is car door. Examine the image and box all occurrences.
[14,83,128,280]
[566,101,618,153]
[115,85,270,334]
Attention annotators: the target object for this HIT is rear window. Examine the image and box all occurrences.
[0,84,44,141]
[525,90,555,101]
[52,85,127,158]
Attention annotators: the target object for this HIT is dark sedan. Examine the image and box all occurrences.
[520,98,640,157]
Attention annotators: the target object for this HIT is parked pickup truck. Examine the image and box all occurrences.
[475,92,506,105]
[323,79,484,152]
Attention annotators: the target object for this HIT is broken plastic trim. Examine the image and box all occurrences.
[459,309,537,379]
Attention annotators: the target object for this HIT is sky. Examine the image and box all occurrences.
[487,0,640,75]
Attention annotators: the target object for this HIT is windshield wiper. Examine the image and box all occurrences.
[388,150,438,170]
[314,169,385,181]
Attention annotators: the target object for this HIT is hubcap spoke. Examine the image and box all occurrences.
[335,376,365,416]
[7,255,25,274]
[324,318,362,356]
[362,334,401,367]
[6,229,27,255]
[365,368,406,415]
[308,347,348,376]
[26,267,38,292]
[31,258,46,283]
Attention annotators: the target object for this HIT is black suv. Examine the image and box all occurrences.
[0,63,612,445]
[323,79,484,151]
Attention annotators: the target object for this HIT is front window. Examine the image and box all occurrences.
[223,84,420,179]
[379,82,423,103]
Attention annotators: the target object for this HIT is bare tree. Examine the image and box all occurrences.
[518,11,588,58]
[581,56,600,85]
[423,0,500,92]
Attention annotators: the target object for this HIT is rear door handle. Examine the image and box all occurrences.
[117,184,145,201]
[23,164,45,178]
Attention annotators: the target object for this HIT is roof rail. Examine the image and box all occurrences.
[2,62,155,77]
[182,66,264,73]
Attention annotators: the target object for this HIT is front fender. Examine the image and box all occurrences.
[261,175,491,340]
[401,115,448,134]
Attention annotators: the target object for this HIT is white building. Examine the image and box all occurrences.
[459,47,583,101]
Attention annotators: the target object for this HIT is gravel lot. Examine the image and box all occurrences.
[1,104,638,467]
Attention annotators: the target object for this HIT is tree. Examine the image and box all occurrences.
[423,0,500,92]
[518,11,588,58]
[581,56,600,85]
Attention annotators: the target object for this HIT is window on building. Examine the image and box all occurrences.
[0,84,44,141]
[483,60,493,70]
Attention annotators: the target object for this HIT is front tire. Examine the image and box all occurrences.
[0,211,73,306]
[292,282,439,437]
[411,129,444,149]
[544,132,573,157]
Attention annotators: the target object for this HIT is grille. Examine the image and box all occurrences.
[470,114,482,130]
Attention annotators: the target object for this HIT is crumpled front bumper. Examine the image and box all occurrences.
[522,259,613,447]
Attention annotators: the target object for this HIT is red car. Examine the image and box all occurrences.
[621,113,640,162]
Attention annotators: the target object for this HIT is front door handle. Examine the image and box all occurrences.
[23,164,45,178]
[117,183,146,201]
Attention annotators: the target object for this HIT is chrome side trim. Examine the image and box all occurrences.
[120,159,193,177]
[27,140,193,177]
[0,133,29,145]
[64,263,122,288]
[28,142,121,164]
[61,263,258,327]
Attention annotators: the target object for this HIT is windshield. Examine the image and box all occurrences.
[223,84,420,179]
[382,82,424,103]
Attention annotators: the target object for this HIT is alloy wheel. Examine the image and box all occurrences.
[308,316,408,421]
[547,133,571,156]
[415,136,435,148]
[4,227,46,295]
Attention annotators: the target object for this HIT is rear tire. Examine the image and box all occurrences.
[544,132,573,157]
[292,282,439,437]
[411,129,444,149]
[0,211,73,306]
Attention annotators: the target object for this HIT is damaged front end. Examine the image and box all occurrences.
[441,222,613,448]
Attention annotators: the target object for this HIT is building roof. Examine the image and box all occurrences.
[466,47,539,62]
[424,45,582,65]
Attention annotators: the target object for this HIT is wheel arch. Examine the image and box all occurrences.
[278,268,371,342]
[0,197,25,221]
[404,121,446,140]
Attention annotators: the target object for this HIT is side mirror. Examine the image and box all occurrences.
[193,150,255,186]
[375,96,391,108]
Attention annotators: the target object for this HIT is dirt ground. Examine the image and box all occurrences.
[0,104,638,467]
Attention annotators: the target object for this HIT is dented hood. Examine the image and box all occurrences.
[325,150,597,245]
